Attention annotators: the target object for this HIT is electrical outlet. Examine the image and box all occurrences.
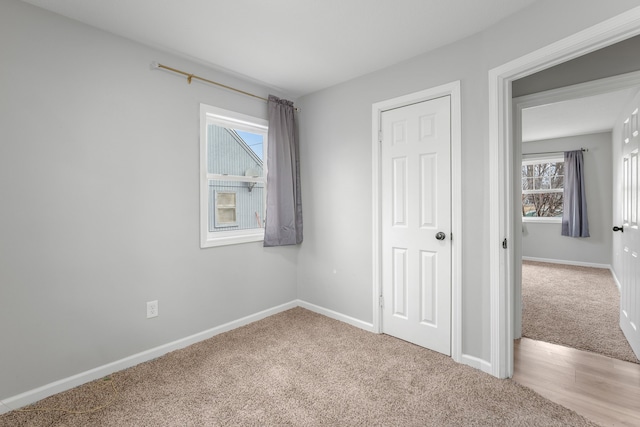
[147,300,158,318]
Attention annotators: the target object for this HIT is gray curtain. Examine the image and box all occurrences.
[561,150,589,237]
[264,95,303,246]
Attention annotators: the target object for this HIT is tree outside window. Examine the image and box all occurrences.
[521,158,564,219]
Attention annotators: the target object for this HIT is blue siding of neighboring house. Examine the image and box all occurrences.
[207,125,263,176]
[207,125,264,231]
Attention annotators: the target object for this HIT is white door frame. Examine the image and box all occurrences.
[372,81,462,364]
[489,6,640,379]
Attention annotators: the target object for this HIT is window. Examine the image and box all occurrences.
[521,157,564,222]
[215,191,237,227]
[200,104,267,247]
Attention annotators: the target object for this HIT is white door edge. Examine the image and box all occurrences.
[489,6,640,379]
[372,81,462,364]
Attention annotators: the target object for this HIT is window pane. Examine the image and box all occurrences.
[215,191,237,227]
[209,181,265,231]
[217,207,236,223]
[522,195,536,217]
[540,175,552,189]
[550,162,564,188]
[217,192,236,207]
[208,124,264,177]
[521,192,563,217]
[532,177,542,190]
[522,160,564,218]
[551,174,564,189]
[235,130,264,161]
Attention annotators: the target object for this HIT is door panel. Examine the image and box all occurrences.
[392,157,408,226]
[381,96,451,355]
[620,98,640,359]
[392,247,408,318]
[419,250,437,326]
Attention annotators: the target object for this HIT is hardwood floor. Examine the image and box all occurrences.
[513,338,640,426]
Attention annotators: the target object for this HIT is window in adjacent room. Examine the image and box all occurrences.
[200,104,267,247]
[521,156,564,222]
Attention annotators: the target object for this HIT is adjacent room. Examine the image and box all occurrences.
[517,88,638,359]
[2,0,640,425]
[509,70,640,423]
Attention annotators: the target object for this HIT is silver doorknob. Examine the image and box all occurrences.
[435,232,446,240]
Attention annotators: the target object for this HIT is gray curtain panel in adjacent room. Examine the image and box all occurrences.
[264,95,303,246]
[561,150,589,237]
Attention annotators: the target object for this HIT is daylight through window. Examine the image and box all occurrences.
[200,104,268,247]
[521,157,564,221]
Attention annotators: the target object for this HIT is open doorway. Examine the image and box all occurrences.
[512,82,640,363]
[488,8,640,379]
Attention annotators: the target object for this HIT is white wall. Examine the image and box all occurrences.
[4,0,640,403]
[0,0,297,401]
[298,37,490,357]
[296,0,640,364]
[521,133,613,265]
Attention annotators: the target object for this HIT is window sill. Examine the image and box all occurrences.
[201,229,265,248]
[522,217,561,224]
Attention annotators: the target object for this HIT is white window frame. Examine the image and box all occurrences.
[521,155,564,223]
[200,104,268,248]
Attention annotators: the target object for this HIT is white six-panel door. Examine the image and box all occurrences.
[381,96,451,355]
[620,99,640,359]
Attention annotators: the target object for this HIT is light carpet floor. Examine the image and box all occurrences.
[522,261,638,364]
[1,308,597,426]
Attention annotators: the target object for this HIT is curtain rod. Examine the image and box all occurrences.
[523,147,588,156]
[151,61,298,111]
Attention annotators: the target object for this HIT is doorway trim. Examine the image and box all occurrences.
[372,81,462,364]
[489,6,640,379]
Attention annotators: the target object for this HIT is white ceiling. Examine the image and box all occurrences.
[521,88,639,142]
[20,0,537,98]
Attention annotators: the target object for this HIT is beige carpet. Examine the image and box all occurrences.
[1,308,596,426]
[522,261,639,364]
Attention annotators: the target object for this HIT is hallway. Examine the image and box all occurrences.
[513,338,640,426]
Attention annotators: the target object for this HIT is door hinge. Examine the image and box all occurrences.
[379,295,384,308]
[378,130,383,142]
[502,238,508,249]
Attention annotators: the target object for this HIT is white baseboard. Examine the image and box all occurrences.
[522,256,611,270]
[460,354,493,375]
[3,300,471,414]
[297,301,495,374]
[610,267,622,291]
[0,402,12,414]
[297,300,375,332]
[0,300,298,415]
